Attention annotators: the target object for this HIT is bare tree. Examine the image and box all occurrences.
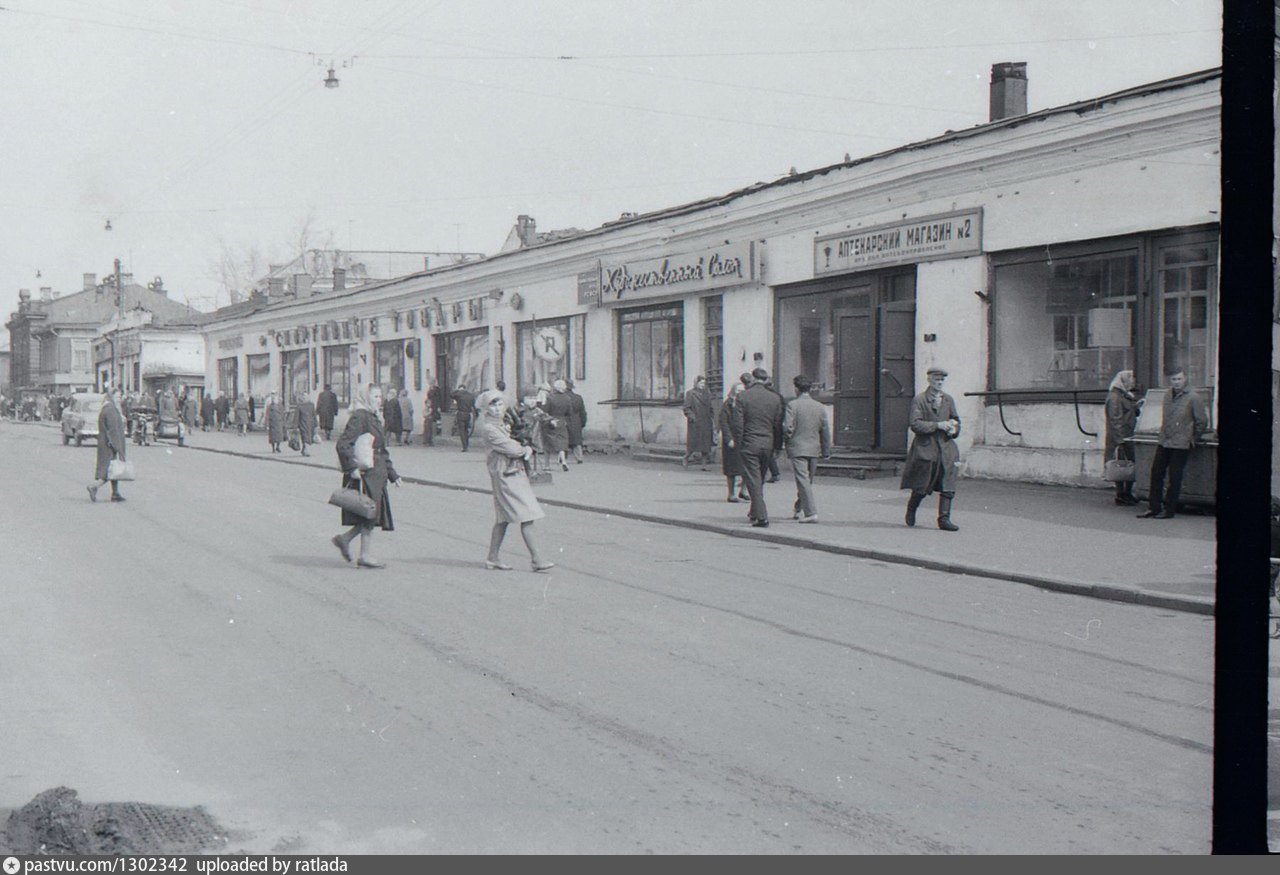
[207,238,268,305]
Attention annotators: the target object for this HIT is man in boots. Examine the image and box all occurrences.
[900,366,961,532]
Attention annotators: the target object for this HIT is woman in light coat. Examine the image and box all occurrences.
[332,384,400,569]
[477,390,554,572]
[264,392,286,453]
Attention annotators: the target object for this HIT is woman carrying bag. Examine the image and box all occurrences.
[1104,369,1140,506]
[331,384,401,569]
[87,387,128,503]
[477,390,554,572]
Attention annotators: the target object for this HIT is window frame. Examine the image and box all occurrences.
[615,301,685,404]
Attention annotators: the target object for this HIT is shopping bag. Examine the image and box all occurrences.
[353,432,375,469]
[1103,458,1135,482]
[328,487,377,519]
[107,459,136,481]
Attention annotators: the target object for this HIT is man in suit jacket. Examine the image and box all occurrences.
[900,366,962,531]
[730,370,784,528]
[784,375,832,523]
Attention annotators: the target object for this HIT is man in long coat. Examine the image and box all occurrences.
[730,370,784,528]
[900,366,961,531]
[316,384,339,440]
[681,376,715,469]
[200,393,215,432]
[381,386,403,444]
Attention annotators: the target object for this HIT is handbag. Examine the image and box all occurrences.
[288,430,301,451]
[107,458,136,481]
[328,486,377,519]
[353,432,375,470]
[1104,451,1135,483]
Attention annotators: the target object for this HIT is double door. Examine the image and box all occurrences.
[833,273,916,451]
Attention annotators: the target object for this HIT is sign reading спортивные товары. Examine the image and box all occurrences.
[814,209,983,274]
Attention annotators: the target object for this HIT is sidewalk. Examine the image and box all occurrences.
[170,424,1216,615]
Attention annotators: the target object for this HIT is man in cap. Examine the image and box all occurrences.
[730,368,785,528]
[900,366,962,531]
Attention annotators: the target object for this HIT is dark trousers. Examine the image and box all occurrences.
[1148,445,1190,514]
[458,417,472,451]
[767,450,780,479]
[740,446,773,522]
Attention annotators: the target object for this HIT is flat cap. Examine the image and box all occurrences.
[926,366,948,377]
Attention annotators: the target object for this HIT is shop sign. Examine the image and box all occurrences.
[600,241,754,303]
[218,336,244,351]
[814,209,982,274]
[577,269,600,305]
[533,326,566,362]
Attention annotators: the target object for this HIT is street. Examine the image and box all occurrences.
[0,423,1213,853]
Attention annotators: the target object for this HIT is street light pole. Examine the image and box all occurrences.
[112,258,122,390]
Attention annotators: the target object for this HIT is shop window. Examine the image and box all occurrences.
[703,296,723,399]
[439,329,490,401]
[1157,242,1216,388]
[618,303,684,401]
[246,354,271,403]
[993,249,1138,390]
[323,346,351,406]
[517,318,571,400]
[281,348,310,404]
[777,292,836,394]
[217,357,238,398]
[374,340,405,392]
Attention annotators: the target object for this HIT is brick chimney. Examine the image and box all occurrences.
[293,273,314,297]
[39,286,52,301]
[332,267,346,291]
[268,276,286,297]
[990,62,1027,121]
[516,215,538,248]
[83,273,97,291]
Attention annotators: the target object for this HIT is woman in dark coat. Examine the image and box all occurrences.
[682,375,715,468]
[316,384,338,440]
[381,385,402,441]
[566,379,587,463]
[332,384,400,569]
[200,393,215,431]
[540,379,573,470]
[264,392,286,453]
[87,387,127,502]
[900,367,961,531]
[1104,369,1140,506]
[295,392,318,457]
[717,380,749,502]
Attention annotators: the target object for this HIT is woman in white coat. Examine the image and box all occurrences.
[477,390,555,572]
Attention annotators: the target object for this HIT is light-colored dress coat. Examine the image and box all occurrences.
[95,397,127,481]
[899,389,961,494]
[783,394,832,459]
[336,408,398,529]
[480,415,545,523]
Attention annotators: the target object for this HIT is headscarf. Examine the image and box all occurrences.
[349,383,381,418]
[476,389,504,418]
[1107,370,1135,397]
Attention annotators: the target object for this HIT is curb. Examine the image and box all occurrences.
[185,441,1215,616]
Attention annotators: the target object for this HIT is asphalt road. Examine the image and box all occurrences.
[0,424,1214,853]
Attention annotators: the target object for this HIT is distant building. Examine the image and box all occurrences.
[5,273,203,395]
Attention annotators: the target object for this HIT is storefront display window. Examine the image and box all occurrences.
[618,303,683,401]
[993,247,1139,391]
[281,348,309,404]
[323,345,352,406]
[438,329,490,397]
[374,340,406,392]
[217,357,238,398]
[246,353,271,402]
[517,318,571,400]
[776,292,836,395]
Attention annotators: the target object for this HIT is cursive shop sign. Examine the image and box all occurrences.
[600,242,755,303]
[814,209,983,274]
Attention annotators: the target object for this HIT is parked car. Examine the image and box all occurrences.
[61,393,106,446]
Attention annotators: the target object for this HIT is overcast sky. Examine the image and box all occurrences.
[1,0,1222,320]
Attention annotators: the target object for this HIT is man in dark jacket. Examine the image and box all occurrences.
[214,391,231,431]
[900,366,961,531]
[316,384,339,440]
[1137,368,1210,520]
[730,370,784,528]
[200,393,215,432]
[452,384,476,451]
